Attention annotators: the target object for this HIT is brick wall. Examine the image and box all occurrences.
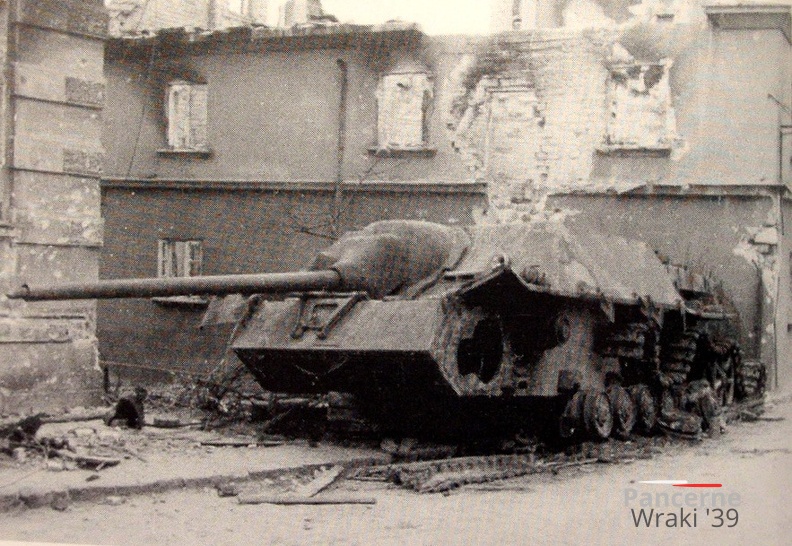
[448,31,610,222]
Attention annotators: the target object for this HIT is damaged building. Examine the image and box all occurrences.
[455,0,792,391]
[105,0,270,36]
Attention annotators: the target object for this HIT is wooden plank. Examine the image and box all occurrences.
[55,449,121,468]
[294,465,344,497]
[238,494,376,506]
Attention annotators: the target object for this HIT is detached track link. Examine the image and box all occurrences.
[352,454,541,487]
[351,452,619,493]
[400,454,544,491]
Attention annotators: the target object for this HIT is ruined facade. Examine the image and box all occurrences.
[0,0,106,413]
[105,0,269,36]
[471,0,792,389]
[100,2,792,391]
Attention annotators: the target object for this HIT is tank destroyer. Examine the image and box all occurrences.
[9,220,764,439]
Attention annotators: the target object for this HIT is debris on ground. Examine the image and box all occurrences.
[151,418,181,428]
[379,438,458,462]
[150,418,205,428]
[200,437,262,448]
[722,396,766,424]
[0,409,110,428]
[354,454,549,493]
[350,438,659,494]
[54,450,121,470]
[293,465,344,497]
[217,482,241,497]
[0,414,45,449]
[102,496,126,506]
[222,463,355,507]
[50,495,70,511]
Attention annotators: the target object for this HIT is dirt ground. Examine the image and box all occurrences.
[1,394,790,546]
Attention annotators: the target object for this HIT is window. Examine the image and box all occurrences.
[154,239,207,306]
[158,239,203,278]
[166,81,208,152]
[601,63,676,155]
[373,72,435,156]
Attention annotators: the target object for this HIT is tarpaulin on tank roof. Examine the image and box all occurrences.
[452,222,682,308]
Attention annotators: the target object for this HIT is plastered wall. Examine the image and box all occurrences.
[0,0,106,414]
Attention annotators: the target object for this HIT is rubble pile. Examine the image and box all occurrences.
[0,415,124,471]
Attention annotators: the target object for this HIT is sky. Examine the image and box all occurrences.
[320,0,494,35]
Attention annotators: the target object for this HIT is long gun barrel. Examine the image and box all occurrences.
[7,270,341,301]
[7,220,469,302]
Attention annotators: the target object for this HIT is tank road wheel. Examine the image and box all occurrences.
[583,391,613,441]
[607,385,636,439]
[627,384,657,434]
[559,391,586,439]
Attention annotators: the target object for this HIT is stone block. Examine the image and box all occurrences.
[18,0,108,38]
[0,337,101,415]
[63,149,104,177]
[65,77,105,107]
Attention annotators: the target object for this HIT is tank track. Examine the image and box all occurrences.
[600,322,656,362]
[350,440,656,493]
[659,330,701,386]
[599,318,757,438]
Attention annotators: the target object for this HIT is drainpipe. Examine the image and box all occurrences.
[333,58,348,238]
[773,182,782,390]
[2,0,18,223]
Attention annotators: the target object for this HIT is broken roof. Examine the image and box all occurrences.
[106,21,425,58]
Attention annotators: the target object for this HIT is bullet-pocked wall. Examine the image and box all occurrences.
[0,0,106,414]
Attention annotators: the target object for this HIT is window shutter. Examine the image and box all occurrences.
[187,240,203,276]
[168,83,191,149]
[377,73,432,148]
[606,64,675,149]
[189,85,208,149]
